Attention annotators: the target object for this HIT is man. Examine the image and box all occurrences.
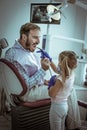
[5,22,51,101]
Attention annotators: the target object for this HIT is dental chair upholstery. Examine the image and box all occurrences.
[0,38,9,115]
[0,58,87,130]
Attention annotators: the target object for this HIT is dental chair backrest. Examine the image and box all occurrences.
[0,58,28,106]
[0,38,9,57]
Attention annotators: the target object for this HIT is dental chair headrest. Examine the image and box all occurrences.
[0,38,9,49]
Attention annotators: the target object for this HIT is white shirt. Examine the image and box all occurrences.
[51,72,75,103]
[5,40,46,89]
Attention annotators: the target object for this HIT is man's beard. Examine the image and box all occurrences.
[25,38,30,50]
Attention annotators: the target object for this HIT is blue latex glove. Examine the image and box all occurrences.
[48,75,56,89]
[37,49,52,62]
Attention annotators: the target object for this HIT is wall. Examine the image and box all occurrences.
[0,0,31,48]
[0,0,87,55]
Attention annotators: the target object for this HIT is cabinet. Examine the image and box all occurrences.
[74,85,87,120]
[74,59,87,121]
[75,59,87,87]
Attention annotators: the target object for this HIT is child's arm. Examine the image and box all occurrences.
[50,61,59,74]
[48,79,62,98]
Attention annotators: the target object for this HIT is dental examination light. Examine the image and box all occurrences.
[46,0,69,22]
[47,0,76,22]
[46,4,62,22]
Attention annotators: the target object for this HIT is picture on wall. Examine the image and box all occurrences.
[30,3,62,24]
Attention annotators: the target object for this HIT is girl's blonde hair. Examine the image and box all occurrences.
[58,51,77,83]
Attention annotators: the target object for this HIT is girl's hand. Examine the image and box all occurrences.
[48,75,57,89]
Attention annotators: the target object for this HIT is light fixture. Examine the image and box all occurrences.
[46,4,62,22]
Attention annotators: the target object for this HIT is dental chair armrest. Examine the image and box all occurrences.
[78,100,87,108]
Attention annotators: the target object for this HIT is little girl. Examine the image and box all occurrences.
[48,51,79,130]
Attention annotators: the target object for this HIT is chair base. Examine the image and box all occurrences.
[11,104,50,130]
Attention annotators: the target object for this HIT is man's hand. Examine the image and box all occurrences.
[44,80,49,85]
[37,49,52,62]
[41,58,50,71]
[48,75,57,89]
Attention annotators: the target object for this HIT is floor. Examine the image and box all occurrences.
[0,114,11,130]
[0,114,87,130]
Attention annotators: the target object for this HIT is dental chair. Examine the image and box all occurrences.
[0,51,87,129]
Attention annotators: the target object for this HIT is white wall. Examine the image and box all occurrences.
[0,0,31,47]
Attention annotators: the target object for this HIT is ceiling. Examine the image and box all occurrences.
[76,0,87,10]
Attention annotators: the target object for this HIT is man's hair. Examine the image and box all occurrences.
[20,23,41,38]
